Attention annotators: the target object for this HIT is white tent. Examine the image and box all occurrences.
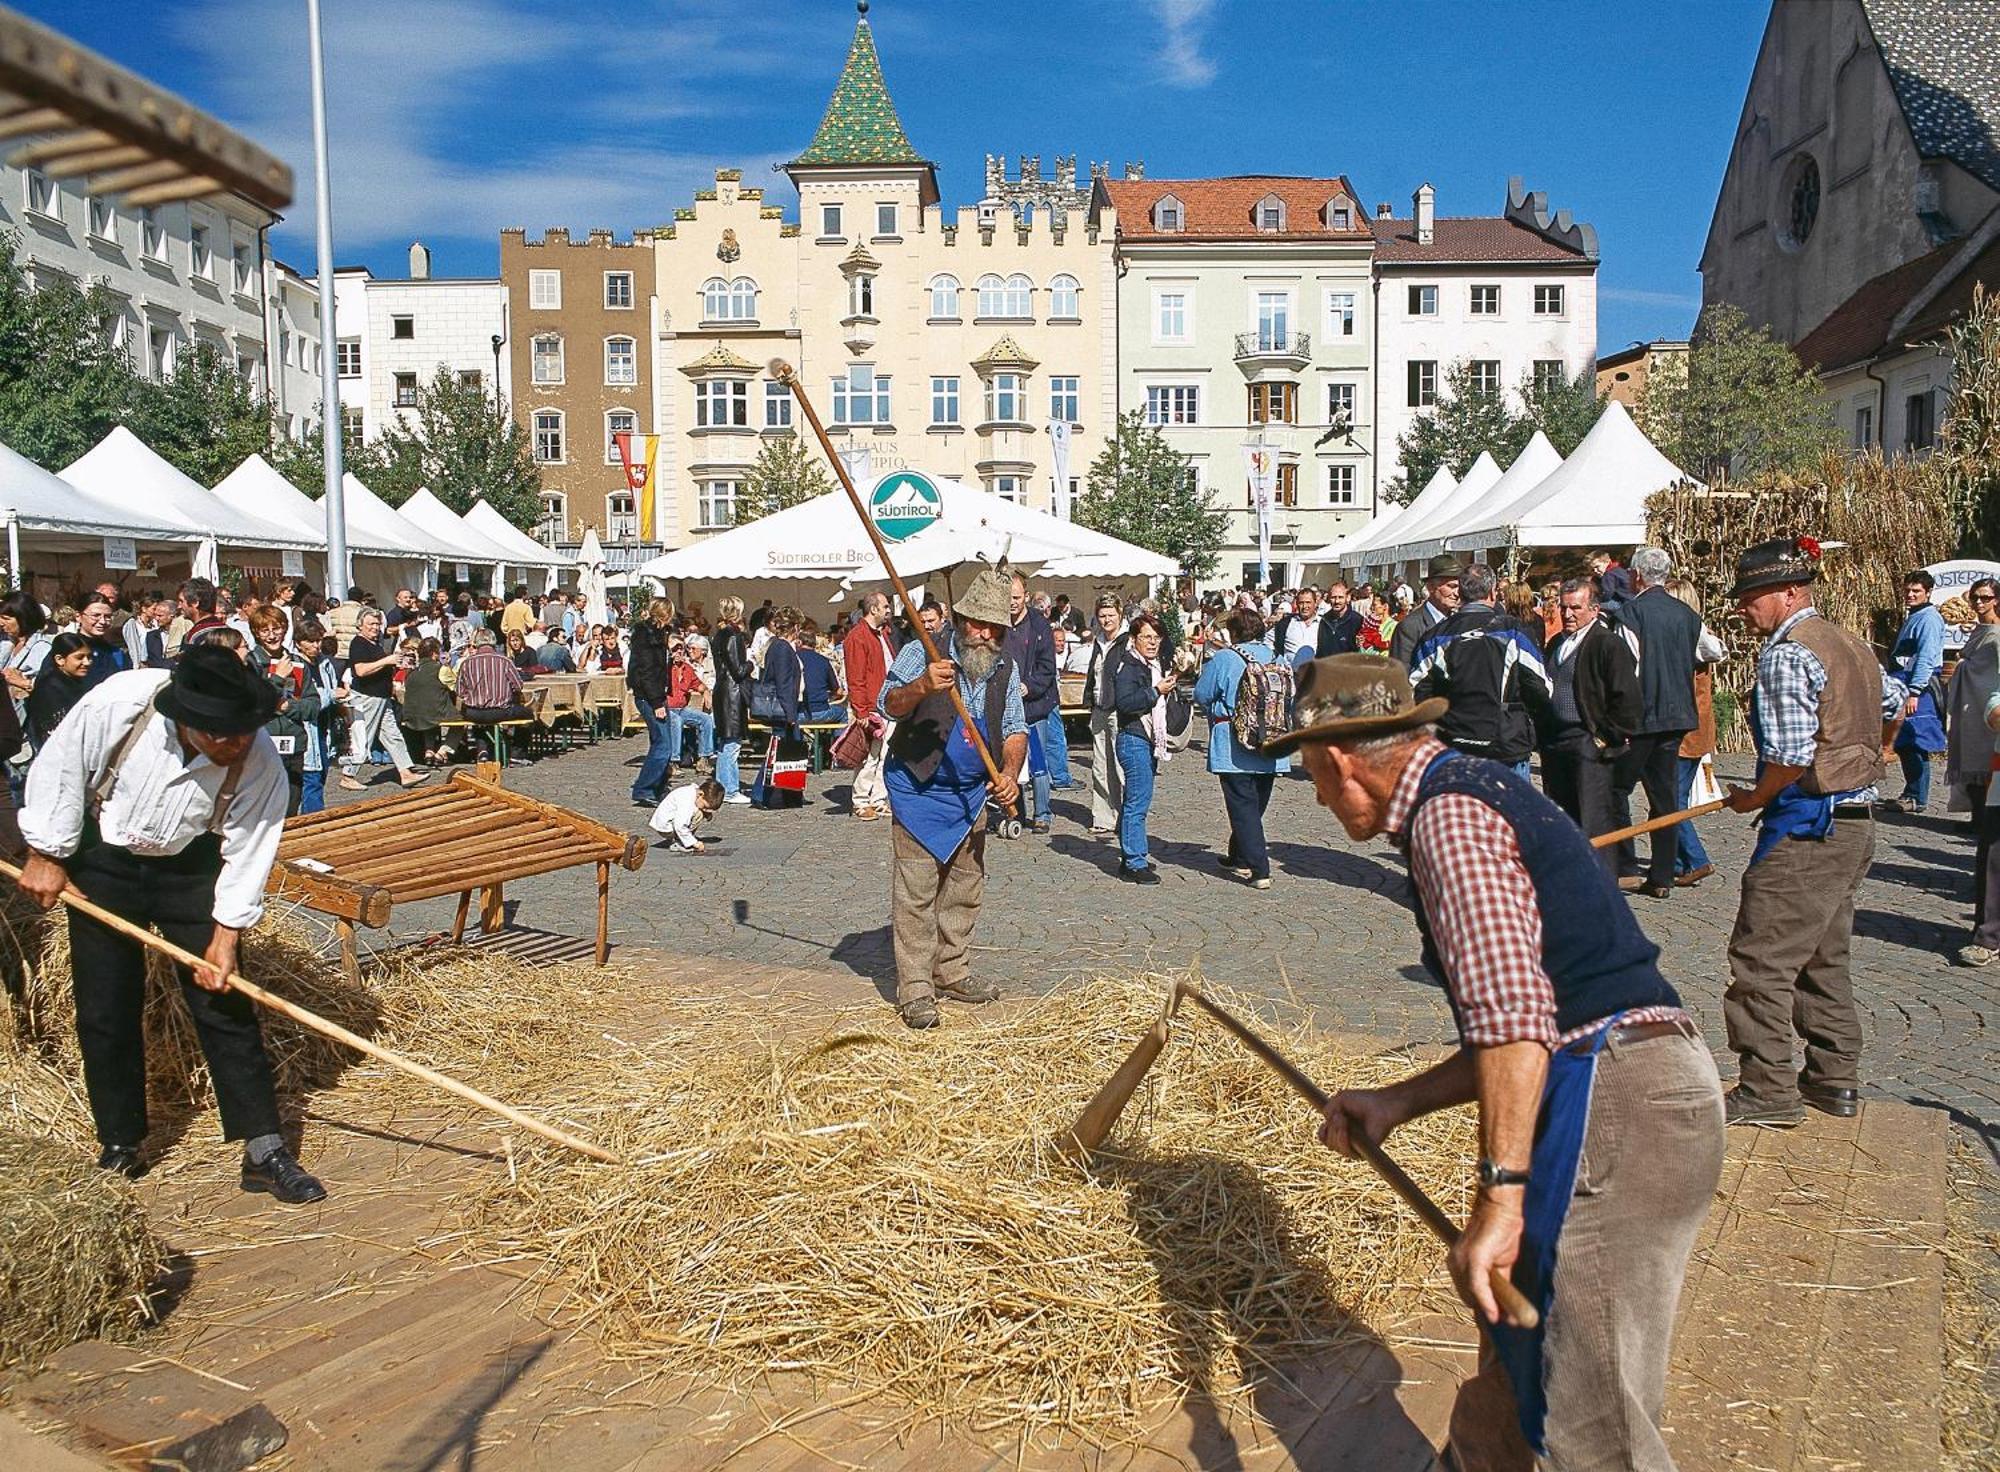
[1448,401,1700,553]
[1364,452,1501,570]
[398,488,519,583]
[1,438,190,545]
[64,428,313,556]
[212,456,410,590]
[464,499,572,577]
[1306,464,1454,571]
[1410,432,1563,561]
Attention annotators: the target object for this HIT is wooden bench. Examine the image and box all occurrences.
[269,766,648,981]
[435,715,538,767]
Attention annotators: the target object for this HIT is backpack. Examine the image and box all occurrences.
[1230,651,1296,751]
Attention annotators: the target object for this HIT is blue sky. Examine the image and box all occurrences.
[26,0,1768,352]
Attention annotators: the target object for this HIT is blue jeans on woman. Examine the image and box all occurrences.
[1675,755,1713,874]
[679,707,715,760]
[1115,729,1156,872]
[300,766,326,816]
[633,703,675,802]
[716,739,743,796]
[1042,707,1073,788]
[1898,747,1933,809]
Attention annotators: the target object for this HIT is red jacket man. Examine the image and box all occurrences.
[843,592,899,723]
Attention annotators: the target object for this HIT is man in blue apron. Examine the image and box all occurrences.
[1720,538,1907,1127]
[879,566,1027,1030]
[1888,568,1946,812]
[1270,655,1723,1471]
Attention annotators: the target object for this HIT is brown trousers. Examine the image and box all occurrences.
[1724,815,1874,1101]
[1449,1031,1725,1472]
[890,819,986,1005]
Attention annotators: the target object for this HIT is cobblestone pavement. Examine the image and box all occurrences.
[327,728,2000,1134]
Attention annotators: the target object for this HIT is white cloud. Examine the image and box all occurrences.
[163,0,816,256]
[1149,0,1218,88]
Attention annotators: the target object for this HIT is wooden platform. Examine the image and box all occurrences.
[2,951,1950,1472]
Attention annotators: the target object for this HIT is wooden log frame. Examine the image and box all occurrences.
[270,770,647,979]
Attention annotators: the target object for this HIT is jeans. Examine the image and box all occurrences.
[1899,747,1933,808]
[803,702,847,725]
[633,702,674,801]
[300,766,326,815]
[1218,772,1274,880]
[717,739,743,796]
[1042,708,1073,788]
[1675,755,1713,874]
[1115,729,1156,871]
[678,707,715,759]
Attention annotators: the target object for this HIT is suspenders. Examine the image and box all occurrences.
[88,689,248,836]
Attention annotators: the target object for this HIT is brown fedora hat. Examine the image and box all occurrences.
[1262,654,1447,757]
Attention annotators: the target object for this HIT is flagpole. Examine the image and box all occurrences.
[306,0,347,600]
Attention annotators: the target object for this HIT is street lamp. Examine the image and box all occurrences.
[490,332,504,418]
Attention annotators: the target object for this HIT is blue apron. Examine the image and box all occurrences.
[1489,1017,1618,1453]
[884,706,991,863]
[1746,693,1833,867]
[1891,615,1946,754]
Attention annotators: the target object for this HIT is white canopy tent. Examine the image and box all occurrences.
[1369,450,1508,570]
[399,489,520,589]
[637,474,1174,621]
[1305,464,1456,574]
[313,472,455,595]
[1406,433,1564,563]
[463,499,573,590]
[0,437,196,588]
[1447,401,1700,555]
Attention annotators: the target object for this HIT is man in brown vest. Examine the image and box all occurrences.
[1721,538,1905,1127]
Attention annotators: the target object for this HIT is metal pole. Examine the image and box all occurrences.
[307,0,347,601]
[6,512,19,592]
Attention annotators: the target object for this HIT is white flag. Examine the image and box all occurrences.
[838,445,874,490]
[1048,420,1072,520]
[1243,442,1277,586]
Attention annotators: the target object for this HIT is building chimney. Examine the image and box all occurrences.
[1413,184,1434,245]
[408,241,430,279]
[1376,201,1392,219]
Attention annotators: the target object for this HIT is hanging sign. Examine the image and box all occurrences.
[455,562,472,583]
[1049,419,1073,521]
[281,549,306,578]
[867,470,943,543]
[1925,558,2000,651]
[102,536,138,571]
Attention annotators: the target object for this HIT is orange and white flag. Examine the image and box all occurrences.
[613,433,660,538]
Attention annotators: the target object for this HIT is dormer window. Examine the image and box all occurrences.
[1324,195,1353,230]
[1256,194,1286,232]
[1153,195,1185,232]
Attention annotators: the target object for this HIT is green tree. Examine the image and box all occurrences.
[1390,359,1531,503]
[123,340,274,486]
[361,367,542,527]
[1074,408,1229,580]
[1517,366,1605,456]
[1638,303,1840,482]
[268,412,381,498]
[0,231,136,469]
[738,431,834,521]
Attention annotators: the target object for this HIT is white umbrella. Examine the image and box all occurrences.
[578,526,609,627]
[193,535,220,581]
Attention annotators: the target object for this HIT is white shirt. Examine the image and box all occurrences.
[19,670,289,930]
[647,785,708,848]
[1278,612,1323,662]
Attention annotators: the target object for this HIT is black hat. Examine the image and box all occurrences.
[1728,537,1821,600]
[1426,554,1465,581]
[1262,654,1448,757]
[157,644,278,735]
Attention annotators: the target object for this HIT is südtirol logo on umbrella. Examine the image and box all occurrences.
[868,471,943,542]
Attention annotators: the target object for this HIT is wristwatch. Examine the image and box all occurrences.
[1477,1157,1532,1188]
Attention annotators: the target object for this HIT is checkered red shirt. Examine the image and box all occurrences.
[1384,737,1685,1049]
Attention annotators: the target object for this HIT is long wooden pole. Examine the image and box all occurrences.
[1590,799,1727,850]
[0,859,621,1164]
[769,358,1003,787]
[1178,984,1540,1330]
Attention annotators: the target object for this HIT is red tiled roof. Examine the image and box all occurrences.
[1902,235,2000,342]
[1102,176,1371,241]
[1371,216,1588,264]
[1793,237,1965,372]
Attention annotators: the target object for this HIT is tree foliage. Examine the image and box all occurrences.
[1074,408,1229,579]
[121,340,272,487]
[0,232,132,468]
[1390,360,1608,503]
[739,431,834,521]
[1636,303,1840,483]
[360,366,543,526]
[1935,283,2000,557]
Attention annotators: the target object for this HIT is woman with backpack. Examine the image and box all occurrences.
[1192,607,1292,890]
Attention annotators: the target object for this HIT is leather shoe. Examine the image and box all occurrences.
[1798,1080,1860,1117]
[1674,863,1714,888]
[1639,883,1672,900]
[1617,875,1644,892]
[241,1146,328,1206]
[1121,865,1161,885]
[1723,1087,1804,1129]
[97,1144,145,1180]
[899,997,940,1030]
[937,977,1000,1005]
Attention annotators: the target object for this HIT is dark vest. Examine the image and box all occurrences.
[1782,614,1883,796]
[887,654,1014,784]
[1407,752,1680,1038]
[1616,587,1700,734]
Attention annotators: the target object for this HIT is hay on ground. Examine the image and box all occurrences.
[453,977,1474,1444]
[0,1129,167,1370]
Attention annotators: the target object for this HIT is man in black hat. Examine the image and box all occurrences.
[1718,537,1906,1128]
[15,645,327,1203]
[1278,654,1721,1471]
[1388,554,1463,668]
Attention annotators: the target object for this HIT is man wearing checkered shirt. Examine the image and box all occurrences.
[1270,654,1723,1472]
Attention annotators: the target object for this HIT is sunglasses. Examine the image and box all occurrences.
[1974,593,1997,605]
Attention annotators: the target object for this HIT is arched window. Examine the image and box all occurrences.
[728,276,757,318]
[1255,193,1287,232]
[976,274,1006,317]
[1048,274,1080,319]
[702,278,730,320]
[980,273,1031,318]
[531,409,564,463]
[702,277,758,321]
[929,274,960,319]
[530,333,563,385]
[1152,195,1185,231]
[604,335,636,385]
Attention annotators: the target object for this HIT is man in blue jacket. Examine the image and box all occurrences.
[1611,547,1703,897]
[1890,569,1946,812]
[1000,570,1058,834]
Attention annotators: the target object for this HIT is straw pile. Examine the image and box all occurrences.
[0,1128,166,1369]
[454,977,1473,1443]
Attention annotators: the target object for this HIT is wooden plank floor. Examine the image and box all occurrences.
[5,946,1949,1472]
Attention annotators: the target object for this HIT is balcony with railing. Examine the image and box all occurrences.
[1234,329,1311,373]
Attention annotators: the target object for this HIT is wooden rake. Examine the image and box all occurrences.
[1060,975,1539,1329]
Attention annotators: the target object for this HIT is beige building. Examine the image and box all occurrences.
[645,11,1116,545]
[1595,339,1687,409]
